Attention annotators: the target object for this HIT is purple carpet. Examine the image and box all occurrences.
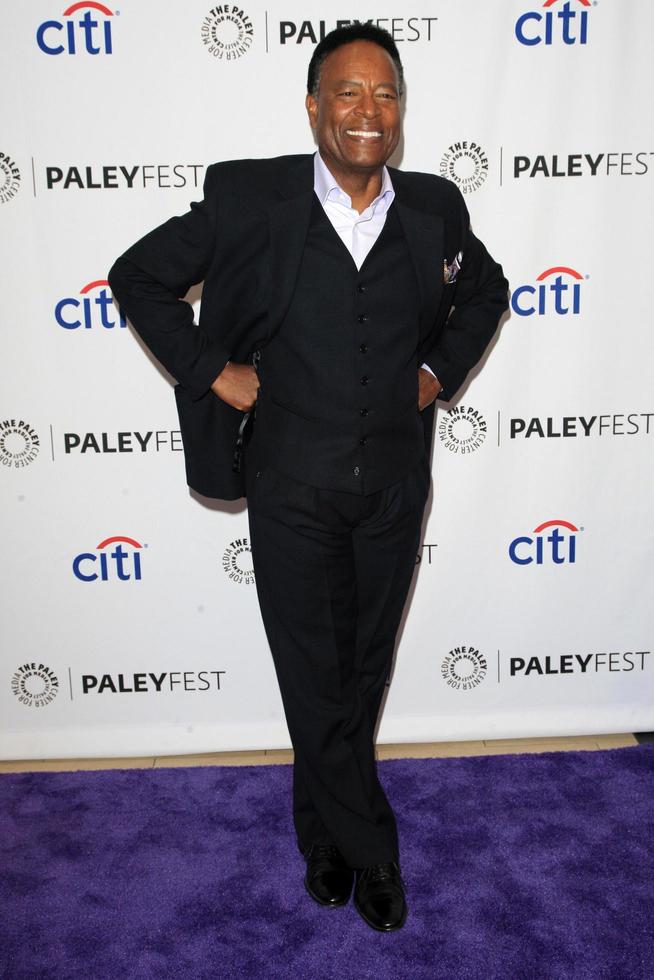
[1,746,653,979]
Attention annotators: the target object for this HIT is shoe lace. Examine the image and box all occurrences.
[360,862,400,885]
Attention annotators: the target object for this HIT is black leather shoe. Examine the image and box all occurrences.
[304,844,354,907]
[353,862,407,931]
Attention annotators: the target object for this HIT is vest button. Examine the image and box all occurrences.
[359,343,368,354]
[353,466,360,476]
[360,408,369,417]
[357,283,366,293]
[359,437,367,446]
[357,314,367,324]
[360,376,368,385]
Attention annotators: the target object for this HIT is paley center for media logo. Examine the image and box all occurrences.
[72,535,145,582]
[11,663,60,707]
[0,152,20,204]
[55,278,125,330]
[439,141,488,194]
[36,1,117,55]
[509,519,581,566]
[0,420,40,468]
[201,5,253,59]
[222,536,255,585]
[441,645,488,691]
[515,0,591,47]
[438,406,487,455]
[511,265,586,317]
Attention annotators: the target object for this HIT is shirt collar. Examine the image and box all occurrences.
[313,150,395,215]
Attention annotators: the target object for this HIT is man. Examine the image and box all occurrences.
[109,24,508,932]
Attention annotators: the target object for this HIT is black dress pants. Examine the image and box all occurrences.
[246,455,430,869]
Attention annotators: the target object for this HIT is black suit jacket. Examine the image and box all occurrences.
[108,154,508,499]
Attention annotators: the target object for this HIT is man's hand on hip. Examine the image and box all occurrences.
[211,361,260,412]
[418,367,442,410]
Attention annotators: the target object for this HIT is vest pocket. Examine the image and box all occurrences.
[270,394,317,423]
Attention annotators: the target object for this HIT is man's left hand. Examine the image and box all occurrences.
[418,367,442,410]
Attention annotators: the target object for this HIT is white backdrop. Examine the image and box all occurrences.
[2,0,653,759]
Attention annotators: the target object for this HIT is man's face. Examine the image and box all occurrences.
[306,40,402,177]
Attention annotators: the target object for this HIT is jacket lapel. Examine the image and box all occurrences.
[267,157,315,333]
[391,173,445,342]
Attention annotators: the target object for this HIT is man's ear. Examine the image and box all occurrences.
[305,92,317,129]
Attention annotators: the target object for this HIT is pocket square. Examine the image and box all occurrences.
[443,251,463,284]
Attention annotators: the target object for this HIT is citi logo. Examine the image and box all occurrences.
[37,1,116,56]
[55,279,125,330]
[509,520,581,566]
[73,535,144,582]
[511,266,585,317]
[515,0,590,47]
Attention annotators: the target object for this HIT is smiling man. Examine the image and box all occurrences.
[109,24,508,932]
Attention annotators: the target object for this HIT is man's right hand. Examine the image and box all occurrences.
[211,361,260,412]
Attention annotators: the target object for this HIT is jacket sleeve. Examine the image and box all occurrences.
[107,164,229,402]
[421,189,509,402]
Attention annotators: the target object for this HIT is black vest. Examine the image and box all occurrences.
[252,197,425,494]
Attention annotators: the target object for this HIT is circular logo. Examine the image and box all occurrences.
[439,141,488,194]
[201,5,253,59]
[441,646,487,691]
[438,406,487,455]
[0,420,40,468]
[11,663,60,707]
[222,537,255,585]
[0,151,21,204]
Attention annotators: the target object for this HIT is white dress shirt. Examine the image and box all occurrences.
[313,150,395,271]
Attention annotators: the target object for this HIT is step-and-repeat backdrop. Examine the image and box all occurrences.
[2,1,653,759]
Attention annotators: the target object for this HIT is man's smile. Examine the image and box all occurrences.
[345,129,383,140]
